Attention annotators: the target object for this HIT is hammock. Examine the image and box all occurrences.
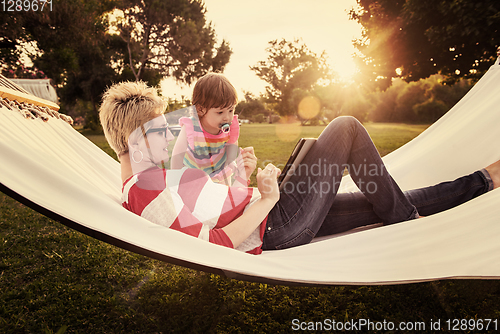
[1,65,499,286]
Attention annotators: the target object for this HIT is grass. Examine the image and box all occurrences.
[1,122,499,333]
[238,122,429,169]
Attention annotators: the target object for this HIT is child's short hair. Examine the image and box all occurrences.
[192,73,237,113]
[99,81,166,157]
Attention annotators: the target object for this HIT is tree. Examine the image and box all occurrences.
[235,92,269,120]
[1,0,117,84]
[250,39,331,116]
[0,0,231,127]
[350,0,500,88]
[114,0,232,83]
[1,0,119,126]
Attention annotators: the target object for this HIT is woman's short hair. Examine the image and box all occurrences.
[99,81,166,157]
[192,73,237,113]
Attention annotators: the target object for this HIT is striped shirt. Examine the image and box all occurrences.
[122,167,265,254]
[179,115,239,184]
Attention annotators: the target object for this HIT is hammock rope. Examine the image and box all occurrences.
[0,96,72,123]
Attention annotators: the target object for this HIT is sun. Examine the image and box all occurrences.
[330,56,359,82]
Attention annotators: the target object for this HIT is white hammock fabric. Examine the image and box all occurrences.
[1,64,499,286]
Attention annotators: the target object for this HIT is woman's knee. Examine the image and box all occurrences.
[321,116,362,140]
[332,115,362,128]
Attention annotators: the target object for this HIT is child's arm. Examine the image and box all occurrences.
[171,126,188,169]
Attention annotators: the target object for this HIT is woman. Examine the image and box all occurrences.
[99,81,500,254]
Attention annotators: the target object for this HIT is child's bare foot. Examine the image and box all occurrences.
[485,159,500,189]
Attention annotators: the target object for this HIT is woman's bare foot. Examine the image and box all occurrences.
[485,159,500,189]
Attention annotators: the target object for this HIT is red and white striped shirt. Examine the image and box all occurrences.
[122,167,266,254]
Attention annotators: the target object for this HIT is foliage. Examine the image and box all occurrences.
[0,0,120,127]
[350,0,500,89]
[113,0,232,83]
[368,75,473,123]
[1,63,47,79]
[251,114,267,123]
[235,92,270,120]
[251,39,331,116]
[1,0,118,84]
[339,89,372,123]
[306,74,473,124]
[0,0,231,127]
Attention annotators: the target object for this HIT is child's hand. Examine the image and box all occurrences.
[240,147,257,180]
[256,164,280,203]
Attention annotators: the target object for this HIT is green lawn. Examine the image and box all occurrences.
[1,122,499,333]
[238,122,429,168]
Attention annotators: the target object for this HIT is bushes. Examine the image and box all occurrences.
[251,113,267,123]
[237,74,473,124]
[366,75,473,123]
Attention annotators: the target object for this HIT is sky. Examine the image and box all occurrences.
[160,0,363,101]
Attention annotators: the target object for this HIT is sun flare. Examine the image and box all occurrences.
[332,58,359,82]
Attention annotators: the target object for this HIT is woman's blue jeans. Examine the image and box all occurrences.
[262,116,493,250]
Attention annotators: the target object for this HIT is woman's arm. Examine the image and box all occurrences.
[124,165,279,250]
[171,126,188,169]
[226,141,239,165]
[222,164,280,248]
[225,141,243,187]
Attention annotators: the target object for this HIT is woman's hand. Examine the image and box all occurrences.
[222,163,280,248]
[256,163,280,204]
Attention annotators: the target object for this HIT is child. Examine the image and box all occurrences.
[171,73,247,185]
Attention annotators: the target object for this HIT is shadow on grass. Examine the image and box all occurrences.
[1,193,499,333]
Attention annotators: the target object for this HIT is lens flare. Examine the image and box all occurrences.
[298,96,321,120]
